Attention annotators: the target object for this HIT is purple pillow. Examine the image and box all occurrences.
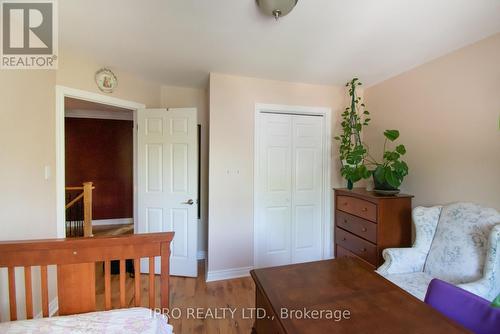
[425,279,500,334]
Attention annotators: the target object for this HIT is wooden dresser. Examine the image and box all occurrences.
[334,188,413,269]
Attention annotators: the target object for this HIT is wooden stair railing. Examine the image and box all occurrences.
[65,182,94,237]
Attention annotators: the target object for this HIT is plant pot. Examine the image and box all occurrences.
[372,166,400,195]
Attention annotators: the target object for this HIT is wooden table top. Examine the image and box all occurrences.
[250,258,469,334]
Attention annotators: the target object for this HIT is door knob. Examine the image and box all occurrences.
[182,199,194,205]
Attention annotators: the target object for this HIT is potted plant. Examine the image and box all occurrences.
[334,78,371,190]
[366,130,409,194]
[335,78,409,193]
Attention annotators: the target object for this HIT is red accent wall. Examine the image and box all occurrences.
[65,118,133,220]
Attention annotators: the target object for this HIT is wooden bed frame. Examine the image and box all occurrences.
[0,232,174,321]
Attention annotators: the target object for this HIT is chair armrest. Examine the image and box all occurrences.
[377,206,442,276]
[376,247,428,275]
[458,224,500,301]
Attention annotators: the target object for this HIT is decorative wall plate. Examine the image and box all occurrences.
[95,68,118,93]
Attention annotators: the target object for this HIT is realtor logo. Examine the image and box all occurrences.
[1,0,57,69]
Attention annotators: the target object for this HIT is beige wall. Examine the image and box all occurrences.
[365,33,500,210]
[57,48,162,107]
[208,73,346,273]
[0,70,58,320]
[161,85,209,256]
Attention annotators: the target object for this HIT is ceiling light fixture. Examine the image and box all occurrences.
[256,0,298,21]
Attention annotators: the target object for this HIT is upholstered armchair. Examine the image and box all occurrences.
[376,202,500,301]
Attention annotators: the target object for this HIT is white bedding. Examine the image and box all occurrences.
[0,307,173,334]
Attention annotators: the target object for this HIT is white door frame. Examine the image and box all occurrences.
[253,103,333,267]
[55,85,146,238]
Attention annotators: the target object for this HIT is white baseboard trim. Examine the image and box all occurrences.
[206,266,253,282]
[92,218,133,226]
[197,251,207,260]
[35,297,58,319]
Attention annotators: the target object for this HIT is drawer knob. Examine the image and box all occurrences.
[344,219,348,223]
[360,248,367,252]
[362,227,367,232]
[362,207,368,212]
[342,237,347,241]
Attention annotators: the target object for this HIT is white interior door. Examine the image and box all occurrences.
[137,108,198,277]
[256,112,324,268]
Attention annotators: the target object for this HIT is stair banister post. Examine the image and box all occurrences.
[83,182,93,237]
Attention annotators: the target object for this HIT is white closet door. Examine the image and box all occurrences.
[256,113,292,267]
[291,116,323,263]
[256,113,324,268]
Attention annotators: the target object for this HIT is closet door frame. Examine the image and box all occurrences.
[254,103,333,268]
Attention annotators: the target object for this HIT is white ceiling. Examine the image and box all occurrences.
[60,0,500,88]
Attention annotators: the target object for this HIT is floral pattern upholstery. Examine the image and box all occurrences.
[384,272,434,300]
[0,307,173,334]
[377,203,500,302]
[377,206,441,275]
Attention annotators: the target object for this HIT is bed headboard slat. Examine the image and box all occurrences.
[40,265,49,317]
[119,259,126,308]
[104,260,112,310]
[134,258,141,307]
[24,266,33,319]
[8,267,17,321]
[149,257,155,309]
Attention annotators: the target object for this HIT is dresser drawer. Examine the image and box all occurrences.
[336,210,377,243]
[337,195,377,222]
[335,227,377,265]
[335,245,375,269]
